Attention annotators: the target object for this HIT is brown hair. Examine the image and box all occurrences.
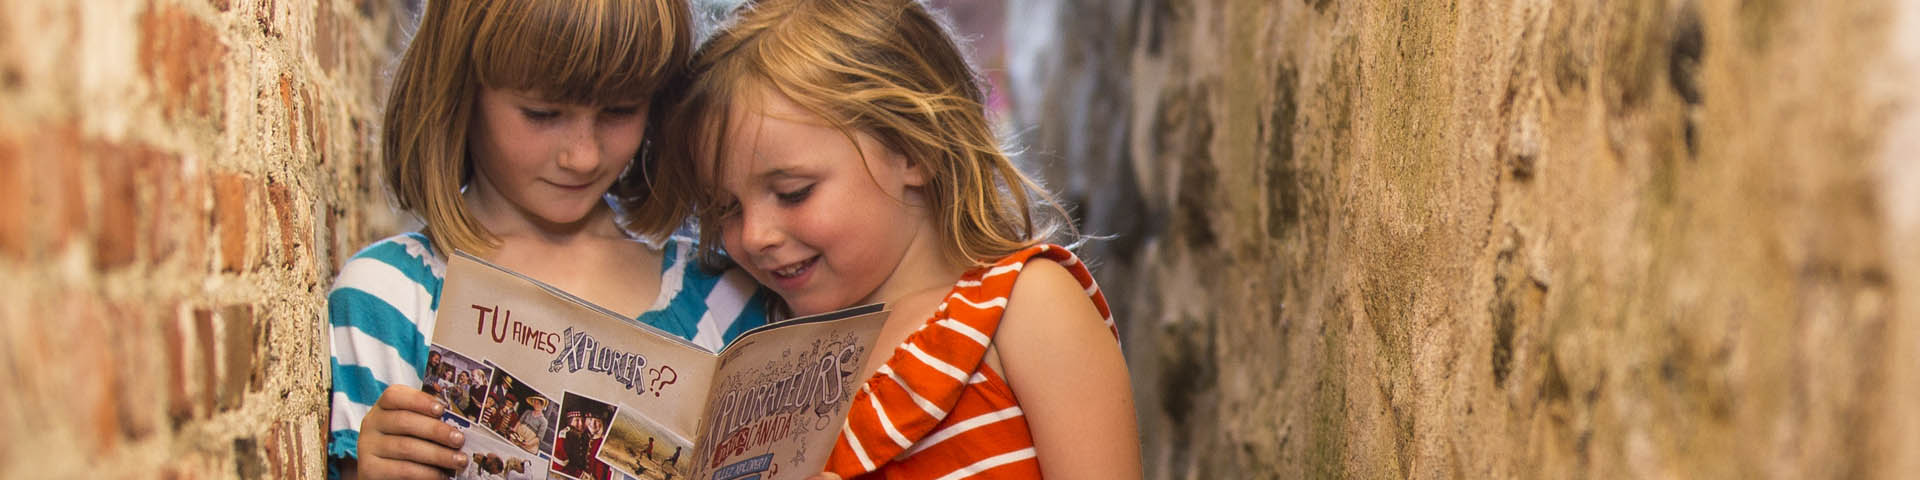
[653,0,1072,269]
[383,0,692,255]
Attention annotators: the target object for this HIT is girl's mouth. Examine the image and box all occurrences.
[770,255,819,279]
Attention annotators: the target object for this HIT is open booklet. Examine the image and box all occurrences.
[427,250,887,480]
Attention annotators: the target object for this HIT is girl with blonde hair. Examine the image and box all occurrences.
[327,1,773,478]
[653,0,1140,477]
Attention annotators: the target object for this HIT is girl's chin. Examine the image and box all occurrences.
[784,296,849,318]
[531,205,600,225]
[786,302,830,317]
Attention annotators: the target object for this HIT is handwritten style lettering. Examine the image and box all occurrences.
[702,344,859,468]
[548,327,651,396]
[468,305,560,354]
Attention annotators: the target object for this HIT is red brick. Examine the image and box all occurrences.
[213,173,252,272]
[267,181,301,268]
[293,419,309,476]
[138,5,228,124]
[264,421,288,479]
[218,304,255,411]
[194,307,217,414]
[60,142,86,248]
[179,175,211,270]
[301,86,317,162]
[279,74,297,152]
[249,320,273,393]
[30,126,89,252]
[313,100,330,165]
[340,23,369,92]
[164,309,196,428]
[137,149,184,263]
[313,1,341,75]
[0,133,24,259]
[92,142,157,270]
[112,303,160,442]
[51,296,121,455]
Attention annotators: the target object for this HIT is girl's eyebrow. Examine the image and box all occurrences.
[756,167,801,180]
[742,152,806,180]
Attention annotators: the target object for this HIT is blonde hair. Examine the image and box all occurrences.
[383,0,692,255]
[654,0,1072,269]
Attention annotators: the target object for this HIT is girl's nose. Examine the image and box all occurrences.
[738,204,784,253]
[555,119,599,172]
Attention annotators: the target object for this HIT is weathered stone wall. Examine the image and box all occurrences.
[1006,0,1920,477]
[0,0,406,477]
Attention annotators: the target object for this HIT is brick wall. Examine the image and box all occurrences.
[0,0,406,478]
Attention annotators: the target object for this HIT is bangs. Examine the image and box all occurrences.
[685,71,789,212]
[684,76,747,213]
[469,0,689,105]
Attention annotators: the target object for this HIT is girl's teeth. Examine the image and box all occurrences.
[774,257,812,277]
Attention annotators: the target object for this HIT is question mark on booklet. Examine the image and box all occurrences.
[648,365,678,396]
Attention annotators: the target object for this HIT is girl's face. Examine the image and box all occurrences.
[702,86,932,316]
[469,86,647,228]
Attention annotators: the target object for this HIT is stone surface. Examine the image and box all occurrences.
[1001,0,1920,477]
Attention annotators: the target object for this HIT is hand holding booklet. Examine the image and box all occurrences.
[426,251,886,480]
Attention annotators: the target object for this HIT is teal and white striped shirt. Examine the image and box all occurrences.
[325,232,770,470]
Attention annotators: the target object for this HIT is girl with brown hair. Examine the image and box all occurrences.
[326,1,774,478]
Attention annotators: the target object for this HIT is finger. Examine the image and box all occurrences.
[374,385,446,418]
[360,456,456,480]
[370,407,467,450]
[369,433,469,471]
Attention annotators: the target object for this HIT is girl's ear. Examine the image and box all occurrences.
[897,150,930,188]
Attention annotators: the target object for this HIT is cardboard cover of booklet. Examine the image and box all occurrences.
[427,250,887,480]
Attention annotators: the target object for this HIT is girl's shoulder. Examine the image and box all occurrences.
[966,243,1114,336]
[968,244,1097,299]
[653,235,699,267]
[331,231,447,294]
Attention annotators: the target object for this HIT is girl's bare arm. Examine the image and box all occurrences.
[995,259,1143,479]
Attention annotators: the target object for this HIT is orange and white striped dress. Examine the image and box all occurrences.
[825,244,1117,479]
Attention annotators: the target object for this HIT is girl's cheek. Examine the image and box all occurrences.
[719,227,745,262]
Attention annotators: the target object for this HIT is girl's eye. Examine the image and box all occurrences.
[710,200,742,220]
[601,105,642,118]
[519,108,561,122]
[775,185,814,205]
